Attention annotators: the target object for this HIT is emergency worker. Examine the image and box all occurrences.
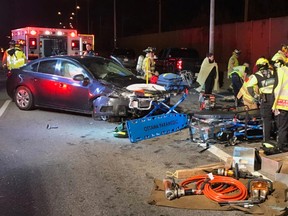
[227,49,241,74]
[2,40,27,70]
[271,44,288,68]
[142,47,156,84]
[227,49,241,91]
[271,65,288,153]
[83,43,96,56]
[246,57,275,144]
[228,63,250,106]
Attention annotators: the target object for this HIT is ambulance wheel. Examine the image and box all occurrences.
[14,86,34,110]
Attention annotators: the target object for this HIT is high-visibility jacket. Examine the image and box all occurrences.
[246,69,275,94]
[271,50,288,67]
[227,53,239,74]
[5,48,26,70]
[237,79,258,109]
[272,66,288,111]
[228,65,246,79]
[142,56,155,83]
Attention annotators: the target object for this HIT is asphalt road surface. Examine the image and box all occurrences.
[0,71,252,216]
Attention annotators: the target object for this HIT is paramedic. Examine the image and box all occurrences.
[2,40,27,70]
[246,57,275,144]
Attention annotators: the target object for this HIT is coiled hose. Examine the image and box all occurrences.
[180,175,248,202]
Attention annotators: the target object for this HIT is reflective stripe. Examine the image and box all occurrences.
[273,66,288,111]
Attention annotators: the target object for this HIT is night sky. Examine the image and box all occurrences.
[1,0,287,51]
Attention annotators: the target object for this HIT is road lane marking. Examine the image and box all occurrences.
[0,100,11,117]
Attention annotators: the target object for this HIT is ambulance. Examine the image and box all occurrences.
[11,27,94,60]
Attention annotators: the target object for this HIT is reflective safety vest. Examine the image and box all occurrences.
[272,66,288,111]
[6,48,26,70]
[246,69,275,94]
[228,65,246,79]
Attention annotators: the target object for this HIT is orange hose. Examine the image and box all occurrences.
[180,175,248,202]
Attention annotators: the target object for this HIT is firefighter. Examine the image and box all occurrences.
[246,57,275,144]
[270,65,288,153]
[271,44,288,68]
[227,49,241,91]
[2,40,26,70]
[228,63,250,107]
[142,47,156,84]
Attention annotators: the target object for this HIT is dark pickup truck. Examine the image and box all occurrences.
[155,47,201,78]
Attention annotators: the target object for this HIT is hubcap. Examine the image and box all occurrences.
[16,89,30,108]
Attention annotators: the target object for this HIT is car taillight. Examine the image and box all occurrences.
[29,38,37,49]
[176,60,183,70]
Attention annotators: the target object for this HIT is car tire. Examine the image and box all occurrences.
[14,86,34,110]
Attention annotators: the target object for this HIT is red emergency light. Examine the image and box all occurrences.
[30,30,37,35]
[29,38,37,49]
[70,32,76,37]
[71,40,79,50]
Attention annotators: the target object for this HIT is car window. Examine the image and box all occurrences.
[81,58,135,79]
[38,60,58,74]
[27,62,39,72]
[60,61,84,78]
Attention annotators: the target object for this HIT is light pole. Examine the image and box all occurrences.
[113,0,117,48]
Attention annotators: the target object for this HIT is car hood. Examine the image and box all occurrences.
[102,75,145,88]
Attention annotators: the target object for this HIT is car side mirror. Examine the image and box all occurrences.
[73,74,90,86]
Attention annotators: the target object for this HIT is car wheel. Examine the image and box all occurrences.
[15,86,34,110]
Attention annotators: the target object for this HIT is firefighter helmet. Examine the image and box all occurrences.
[143,47,155,53]
[256,57,269,70]
[234,49,241,55]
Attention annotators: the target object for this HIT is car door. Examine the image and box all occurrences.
[53,59,91,112]
[31,59,58,106]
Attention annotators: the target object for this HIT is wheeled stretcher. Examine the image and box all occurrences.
[190,107,265,146]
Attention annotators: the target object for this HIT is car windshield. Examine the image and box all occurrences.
[79,58,135,79]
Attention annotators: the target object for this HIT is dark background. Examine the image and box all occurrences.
[1,0,288,51]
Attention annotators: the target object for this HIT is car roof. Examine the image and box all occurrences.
[26,55,107,65]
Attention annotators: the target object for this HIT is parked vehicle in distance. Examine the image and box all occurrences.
[110,48,137,70]
[6,55,146,120]
[155,47,201,81]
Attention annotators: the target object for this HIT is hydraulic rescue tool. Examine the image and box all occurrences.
[211,163,260,179]
[163,178,201,200]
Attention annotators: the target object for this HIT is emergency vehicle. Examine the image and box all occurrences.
[11,27,94,60]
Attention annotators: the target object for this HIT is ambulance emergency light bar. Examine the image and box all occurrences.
[11,27,77,38]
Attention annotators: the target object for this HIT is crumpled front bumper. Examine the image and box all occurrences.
[93,96,130,117]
